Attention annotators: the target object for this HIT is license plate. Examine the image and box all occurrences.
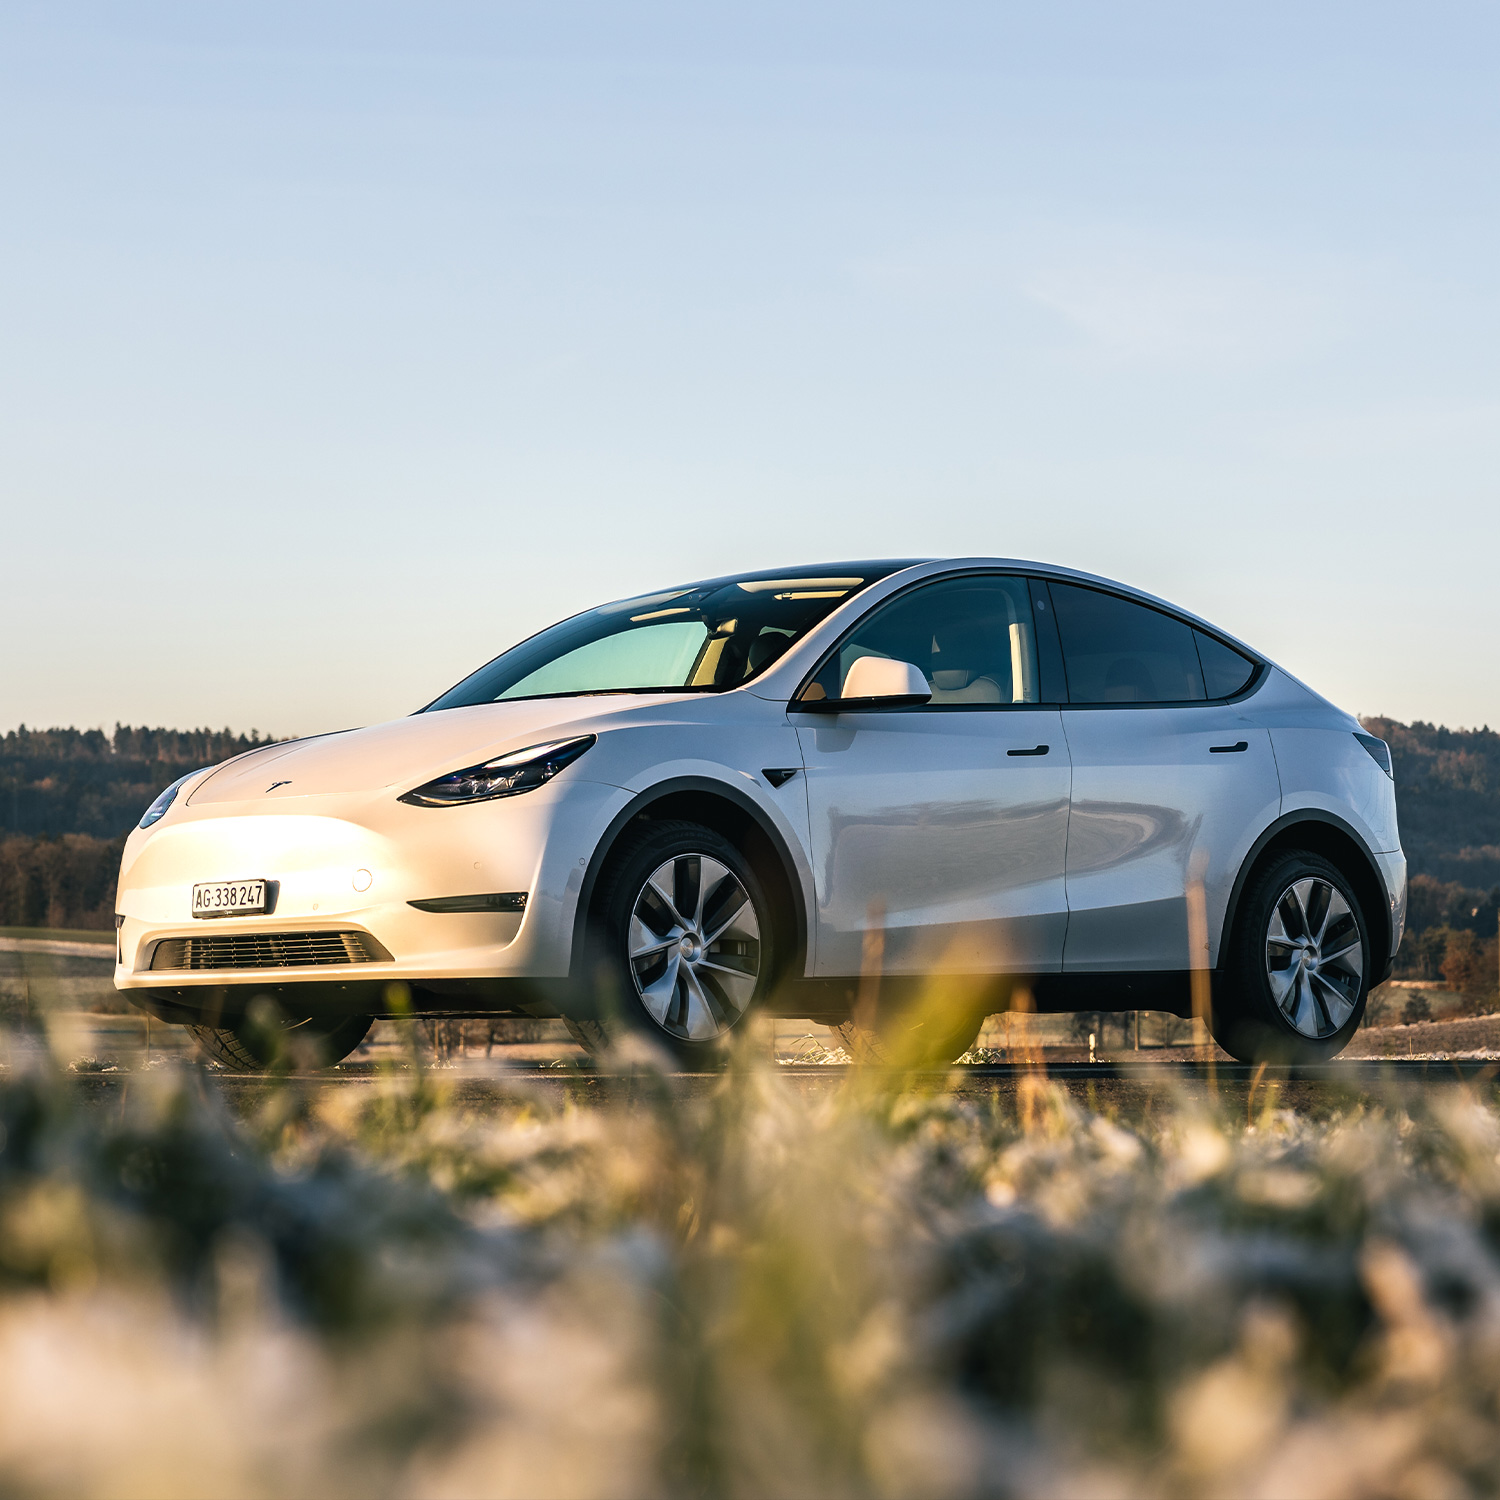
[192,880,269,919]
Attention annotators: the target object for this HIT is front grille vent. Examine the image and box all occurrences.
[150,930,390,972]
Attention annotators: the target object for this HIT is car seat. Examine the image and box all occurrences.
[1103,657,1155,702]
[927,669,1004,704]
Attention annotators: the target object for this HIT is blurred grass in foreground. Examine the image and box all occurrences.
[0,1028,1498,1499]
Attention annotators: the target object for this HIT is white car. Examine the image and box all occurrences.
[115,559,1405,1069]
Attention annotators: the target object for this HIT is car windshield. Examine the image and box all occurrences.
[423,563,918,710]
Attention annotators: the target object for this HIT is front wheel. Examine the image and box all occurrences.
[188,1011,373,1072]
[568,820,776,1064]
[1213,851,1370,1064]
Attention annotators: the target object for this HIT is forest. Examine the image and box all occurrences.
[0,724,275,839]
[1362,715,1500,887]
[0,725,275,929]
[2,719,1498,996]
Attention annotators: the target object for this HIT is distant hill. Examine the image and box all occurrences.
[1361,717,1500,890]
[4,718,1497,871]
[0,726,279,840]
[2,717,1497,940]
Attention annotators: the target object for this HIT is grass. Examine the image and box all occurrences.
[0,1019,1498,1499]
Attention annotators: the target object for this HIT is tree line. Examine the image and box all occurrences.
[1360,716,1500,1010]
[0,725,279,930]
[0,724,277,841]
[0,833,126,931]
[1362,715,1500,888]
[1391,871,1500,1012]
[2,718,1498,996]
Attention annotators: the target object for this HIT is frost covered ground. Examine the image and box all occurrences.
[0,1028,1498,1498]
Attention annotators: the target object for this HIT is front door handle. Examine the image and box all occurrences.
[1210,741,1249,754]
[1007,744,1050,757]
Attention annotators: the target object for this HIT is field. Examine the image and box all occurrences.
[1,943,1500,1497]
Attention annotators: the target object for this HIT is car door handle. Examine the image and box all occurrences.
[1007,744,1050,757]
[1210,741,1249,754]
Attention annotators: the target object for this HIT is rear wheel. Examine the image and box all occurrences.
[189,1011,373,1072]
[1213,850,1370,1063]
[568,820,775,1064]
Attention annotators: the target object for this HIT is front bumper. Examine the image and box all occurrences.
[114,777,631,1004]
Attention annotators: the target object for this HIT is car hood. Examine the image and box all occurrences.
[185,697,665,806]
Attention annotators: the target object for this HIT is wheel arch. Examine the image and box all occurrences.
[1220,811,1396,982]
[568,777,809,981]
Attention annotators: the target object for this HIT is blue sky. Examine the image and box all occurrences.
[3,2,1499,735]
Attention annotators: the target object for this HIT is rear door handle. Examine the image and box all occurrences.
[1210,741,1248,754]
[1007,744,1050,757]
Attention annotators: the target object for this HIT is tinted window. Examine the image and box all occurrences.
[1049,583,1206,704]
[802,576,1040,705]
[1194,630,1257,699]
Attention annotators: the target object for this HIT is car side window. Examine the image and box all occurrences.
[1048,582,1207,704]
[802,575,1041,705]
[1194,630,1257,699]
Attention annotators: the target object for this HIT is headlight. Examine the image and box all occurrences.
[138,769,205,829]
[399,735,597,808]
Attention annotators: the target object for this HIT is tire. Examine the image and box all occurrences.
[189,1011,374,1072]
[1213,850,1371,1064]
[572,820,777,1064]
[831,1000,986,1069]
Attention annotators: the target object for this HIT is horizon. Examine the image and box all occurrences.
[6,706,1500,745]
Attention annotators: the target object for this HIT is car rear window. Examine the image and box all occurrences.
[1049,583,1207,704]
[1193,630,1258,699]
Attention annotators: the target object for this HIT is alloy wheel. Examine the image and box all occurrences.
[627,853,761,1040]
[1264,876,1363,1039]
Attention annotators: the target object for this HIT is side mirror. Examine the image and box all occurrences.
[796,657,932,712]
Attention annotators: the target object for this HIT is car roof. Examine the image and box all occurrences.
[676,557,1255,656]
[667,560,931,591]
